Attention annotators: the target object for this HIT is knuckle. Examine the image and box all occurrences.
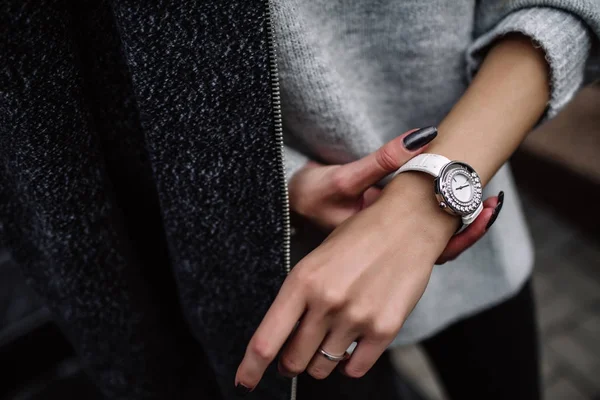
[249,338,276,363]
[376,144,400,172]
[331,169,353,196]
[369,320,398,341]
[343,363,368,379]
[318,288,347,311]
[291,269,348,311]
[307,365,331,380]
[291,268,318,292]
[343,306,373,328]
[279,355,305,376]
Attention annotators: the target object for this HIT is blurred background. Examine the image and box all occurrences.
[1,81,599,400]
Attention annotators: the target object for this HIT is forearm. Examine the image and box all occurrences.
[381,35,551,238]
[426,34,549,185]
[430,34,549,184]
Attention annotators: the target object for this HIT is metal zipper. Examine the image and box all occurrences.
[264,1,297,400]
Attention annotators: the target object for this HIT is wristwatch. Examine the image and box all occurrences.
[390,154,484,234]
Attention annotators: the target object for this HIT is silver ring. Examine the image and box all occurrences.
[319,348,350,362]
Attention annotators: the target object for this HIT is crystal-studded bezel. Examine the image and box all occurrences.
[434,161,482,217]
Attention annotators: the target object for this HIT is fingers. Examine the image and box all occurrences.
[235,276,307,391]
[337,310,402,379]
[339,337,389,379]
[305,327,357,380]
[277,312,329,378]
[485,190,504,231]
[436,192,503,264]
[436,207,494,264]
[482,195,500,209]
[333,127,437,197]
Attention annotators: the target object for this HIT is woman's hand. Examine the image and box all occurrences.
[289,128,502,265]
[289,127,437,232]
[288,128,436,232]
[235,34,546,391]
[235,172,501,391]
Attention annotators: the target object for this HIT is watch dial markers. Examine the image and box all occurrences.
[451,172,472,202]
[439,162,482,216]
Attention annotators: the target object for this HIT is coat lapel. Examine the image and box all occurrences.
[110,1,289,398]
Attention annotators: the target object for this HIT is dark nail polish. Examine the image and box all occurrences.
[403,126,438,151]
[486,191,504,231]
[235,383,251,397]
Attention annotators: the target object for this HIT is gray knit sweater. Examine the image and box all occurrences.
[272,0,597,345]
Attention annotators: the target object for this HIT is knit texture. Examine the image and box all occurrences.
[277,1,596,184]
[271,0,598,345]
[284,145,310,183]
[467,7,592,119]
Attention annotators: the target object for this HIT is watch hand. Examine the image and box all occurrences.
[456,184,469,190]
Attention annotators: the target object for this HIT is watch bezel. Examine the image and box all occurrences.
[434,161,482,217]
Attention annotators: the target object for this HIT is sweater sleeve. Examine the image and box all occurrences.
[467,6,594,119]
[284,144,310,184]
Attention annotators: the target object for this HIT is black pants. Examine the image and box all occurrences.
[299,279,541,400]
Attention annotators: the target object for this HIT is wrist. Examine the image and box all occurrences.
[379,172,459,245]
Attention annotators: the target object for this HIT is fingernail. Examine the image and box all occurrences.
[486,191,504,231]
[403,126,438,151]
[235,383,251,397]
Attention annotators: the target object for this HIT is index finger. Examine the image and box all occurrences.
[235,275,307,391]
[342,126,437,193]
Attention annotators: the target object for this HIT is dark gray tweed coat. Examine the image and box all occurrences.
[1,1,291,399]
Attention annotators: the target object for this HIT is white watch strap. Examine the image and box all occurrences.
[391,154,451,179]
[391,153,483,235]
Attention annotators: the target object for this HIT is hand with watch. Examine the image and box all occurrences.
[389,153,484,234]
[237,33,544,393]
[287,128,503,263]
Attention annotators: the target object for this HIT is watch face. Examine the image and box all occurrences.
[436,161,482,216]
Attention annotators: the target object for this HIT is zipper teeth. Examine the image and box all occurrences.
[265,2,291,276]
[265,2,296,400]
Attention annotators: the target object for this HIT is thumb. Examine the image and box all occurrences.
[333,126,437,197]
